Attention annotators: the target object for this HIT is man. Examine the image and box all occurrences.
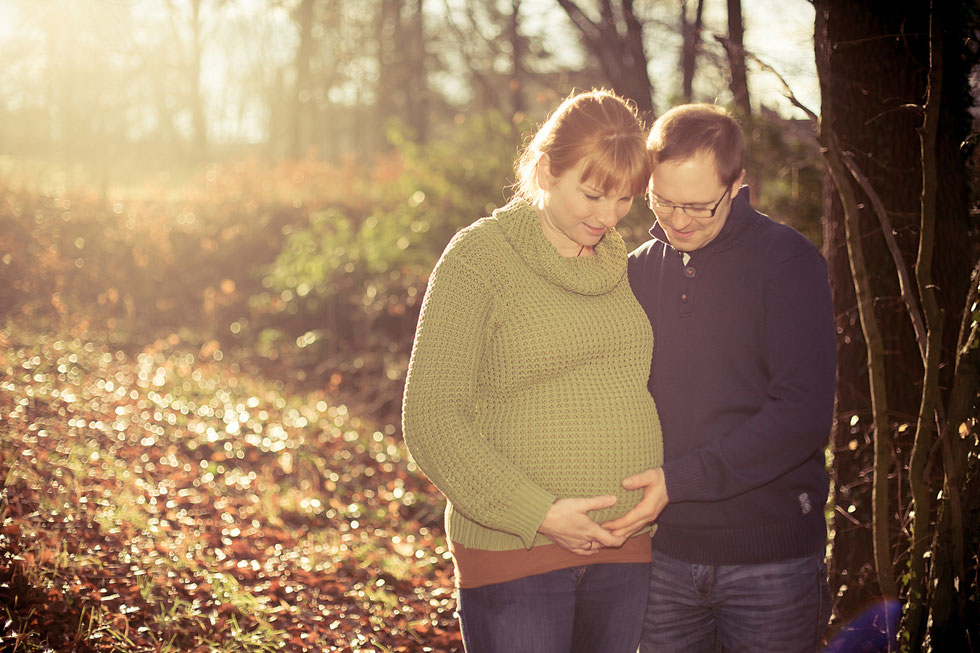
[603,104,836,652]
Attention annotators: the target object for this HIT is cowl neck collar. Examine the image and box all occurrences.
[492,201,627,296]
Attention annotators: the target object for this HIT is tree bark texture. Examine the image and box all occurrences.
[680,0,705,103]
[813,0,977,641]
[723,0,751,121]
[928,262,980,651]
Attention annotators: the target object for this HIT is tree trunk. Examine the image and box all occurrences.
[556,0,655,118]
[376,0,428,145]
[723,0,751,121]
[813,0,977,643]
[679,0,705,103]
[291,0,315,159]
[816,99,898,607]
[165,0,209,160]
[928,261,980,651]
[406,0,427,142]
[376,0,402,149]
[189,0,207,160]
[509,0,526,116]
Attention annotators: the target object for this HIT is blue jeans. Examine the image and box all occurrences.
[457,562,650,653]
[639,549,832,653]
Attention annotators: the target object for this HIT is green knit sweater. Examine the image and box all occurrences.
[402,201,663,551]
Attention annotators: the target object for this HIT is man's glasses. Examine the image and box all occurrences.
[648,185,731,220]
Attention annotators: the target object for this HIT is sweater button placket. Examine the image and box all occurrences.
[680,265,695,316]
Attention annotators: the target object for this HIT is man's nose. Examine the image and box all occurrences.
[669,209,695,230]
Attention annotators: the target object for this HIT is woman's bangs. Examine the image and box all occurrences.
[579,146,650,198]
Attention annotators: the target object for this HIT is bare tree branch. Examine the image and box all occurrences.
[906,2,945,645]
[840,155,928,360]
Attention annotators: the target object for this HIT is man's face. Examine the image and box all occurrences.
[648,153,743,252]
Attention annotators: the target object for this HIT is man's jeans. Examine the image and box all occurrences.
[639,549,832,653]
[457,562,650,653]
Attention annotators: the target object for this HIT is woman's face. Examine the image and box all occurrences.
[537,157,634,257]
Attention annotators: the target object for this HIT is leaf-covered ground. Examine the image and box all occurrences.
[0,328,461,652]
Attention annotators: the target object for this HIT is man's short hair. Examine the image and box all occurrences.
[647,104,744,186]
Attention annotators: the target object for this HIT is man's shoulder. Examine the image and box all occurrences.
[746,213,822,263]
[759,216,817,248]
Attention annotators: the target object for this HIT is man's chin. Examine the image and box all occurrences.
[667,239,699,252]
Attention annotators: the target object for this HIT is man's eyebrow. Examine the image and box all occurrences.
[651,192,711,207]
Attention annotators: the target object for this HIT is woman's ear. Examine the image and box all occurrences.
[536,153,553,191]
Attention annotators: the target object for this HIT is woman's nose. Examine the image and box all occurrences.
[597,202,619,227]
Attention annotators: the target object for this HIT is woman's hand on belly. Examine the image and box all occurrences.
[537,495,628,555]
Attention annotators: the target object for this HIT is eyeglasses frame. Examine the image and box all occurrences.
[648,184,732,220]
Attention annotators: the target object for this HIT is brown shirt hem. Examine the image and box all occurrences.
[451,534,652,589]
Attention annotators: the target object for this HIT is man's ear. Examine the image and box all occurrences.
[536,153,553,191]
[731,169,746,193]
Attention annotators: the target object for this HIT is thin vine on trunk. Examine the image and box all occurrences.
[903,2,943,648]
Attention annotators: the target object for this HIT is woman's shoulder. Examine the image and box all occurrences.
[447,215,500,248]
[423,216,510,314]
[436,215,508,271]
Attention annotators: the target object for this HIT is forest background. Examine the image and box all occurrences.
[0,0,978,651]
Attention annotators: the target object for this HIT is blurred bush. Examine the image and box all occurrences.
[0,108,821,424]
[259,112,520,416]
[743,109,824,247]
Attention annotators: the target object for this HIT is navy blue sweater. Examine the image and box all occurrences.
[628,187,836,565]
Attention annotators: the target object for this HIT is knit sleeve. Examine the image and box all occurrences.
[401,240,557,548]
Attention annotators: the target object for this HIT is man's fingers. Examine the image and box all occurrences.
[601,516,628,531]
[622,468,659,490]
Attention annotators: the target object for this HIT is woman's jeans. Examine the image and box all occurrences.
[456,562,650,653]
[639,549,833,653]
